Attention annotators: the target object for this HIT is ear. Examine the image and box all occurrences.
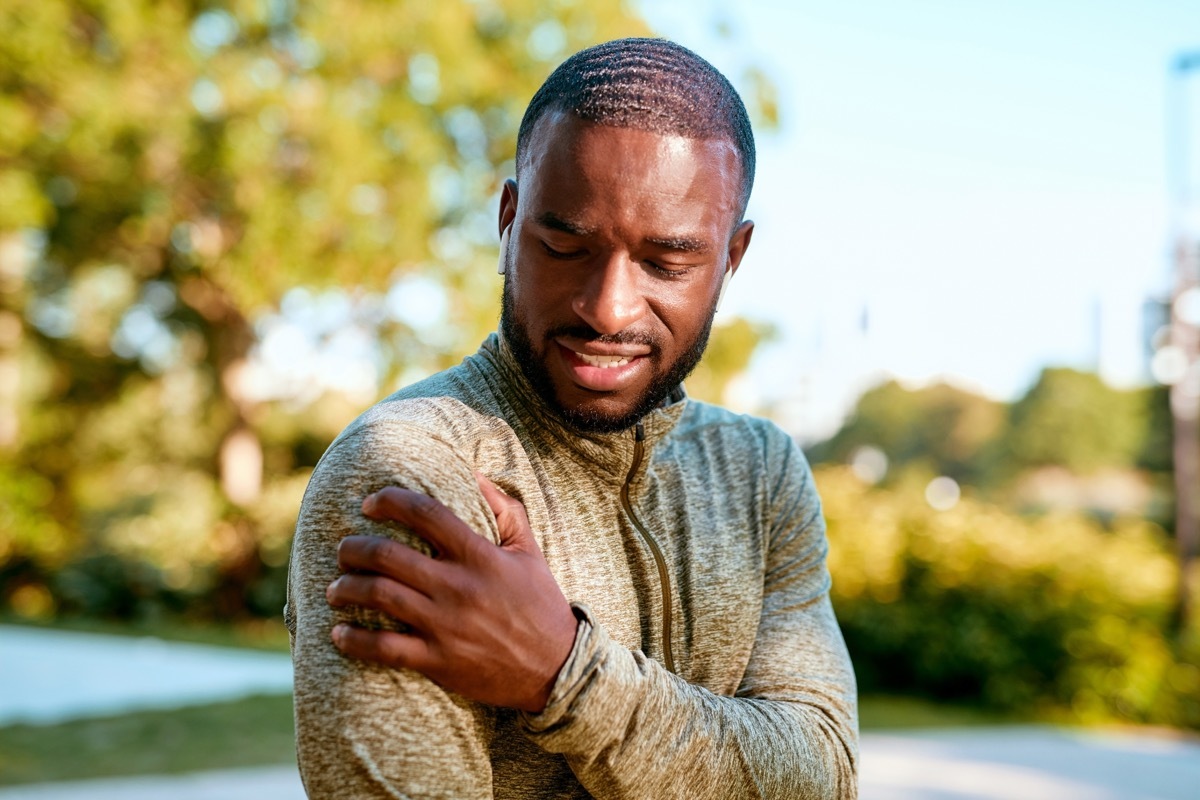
[498,178,518,238]
[726,219,755,279]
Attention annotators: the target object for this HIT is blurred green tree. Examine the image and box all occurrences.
[687,316,777,406]
[2,0,654,617]
[818,465,1199,728]
[1006,367,1149,475]
[808,379,1008,485]
[0,1,777,621]
[809,367,1173,492]
[1135,384,1174,474]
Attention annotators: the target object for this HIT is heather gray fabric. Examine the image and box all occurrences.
[286,333,858,799]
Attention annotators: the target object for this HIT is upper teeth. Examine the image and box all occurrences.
[576,352,632,368]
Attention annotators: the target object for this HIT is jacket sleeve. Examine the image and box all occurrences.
[520,434,859,800]
[285,419,500,800]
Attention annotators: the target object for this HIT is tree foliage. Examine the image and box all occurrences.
[1007,367,1149,475]
[0,0,658,618]
[809,379,1008,484]
[819,466,1200,728]
[1,1,784,622]
[686,316,777,406]
[809,367,1170,488]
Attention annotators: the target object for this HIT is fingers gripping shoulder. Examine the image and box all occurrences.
[289,420,498,636]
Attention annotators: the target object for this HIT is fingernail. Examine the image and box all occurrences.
[361,494,377,515]
[332,623,347,646]
[325,579,339,601]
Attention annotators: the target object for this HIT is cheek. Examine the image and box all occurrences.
[513,263,582,322]
[508,275,563,339]
[653,285,717,338]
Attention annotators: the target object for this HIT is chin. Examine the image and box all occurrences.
[550,398,648,435]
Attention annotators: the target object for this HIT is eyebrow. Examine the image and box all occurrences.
[644,235,710,255]
[534,212,711,255]
[535,212,595,237]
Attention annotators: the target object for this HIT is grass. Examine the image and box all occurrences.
[0,694,296,787]
[859,694,1015,730]
[0,614,291,653]
[0,691,1014,787]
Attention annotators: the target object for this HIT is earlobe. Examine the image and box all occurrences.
[497,225,511,275]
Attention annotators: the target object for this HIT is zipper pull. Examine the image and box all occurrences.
[634,421,645,442]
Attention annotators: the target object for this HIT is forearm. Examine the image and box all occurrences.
[521,602,858,800]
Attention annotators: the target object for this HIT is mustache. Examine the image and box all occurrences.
[544,325,659,349]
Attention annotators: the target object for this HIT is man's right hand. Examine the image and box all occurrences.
[324,473,579,713]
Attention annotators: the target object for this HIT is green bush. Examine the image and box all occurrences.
[817,466,1200,728]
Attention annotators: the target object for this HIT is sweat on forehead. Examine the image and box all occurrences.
[515,37,756,212]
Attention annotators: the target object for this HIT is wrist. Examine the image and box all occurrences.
[522,603,584,713]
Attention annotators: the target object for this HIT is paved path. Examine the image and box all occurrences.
[3,626,1198,799]
[0,766,306,800]
[859,727,1200,799]
[0,625,292,724]
[3,727,1197,800]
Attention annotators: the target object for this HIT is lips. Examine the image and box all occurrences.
[553,340,649,392]
[573,352,634,368]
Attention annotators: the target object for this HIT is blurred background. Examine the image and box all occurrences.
[2,0,1199,794]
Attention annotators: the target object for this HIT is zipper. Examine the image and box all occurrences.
[620,421,676,674]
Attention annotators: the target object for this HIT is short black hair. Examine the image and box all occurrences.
[516,37,756,215]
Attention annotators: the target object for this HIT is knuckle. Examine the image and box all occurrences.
[365,579,395,609]
[509,503,530,525]
[453,577,484,608]
[410,492,443,523]
[362,535,389,562]
[377,634,406,665]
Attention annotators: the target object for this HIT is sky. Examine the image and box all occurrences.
[636,0,1200,436]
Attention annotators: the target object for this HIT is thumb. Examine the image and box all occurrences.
[474,472,541,555]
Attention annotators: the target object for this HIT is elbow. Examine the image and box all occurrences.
[820,714,859,796]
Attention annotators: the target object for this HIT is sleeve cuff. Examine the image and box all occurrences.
[518,601,646,752]
[521,602,599,734]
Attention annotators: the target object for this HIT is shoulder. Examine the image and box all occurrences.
[306,358,513,499]
[329,355,512,458]
[671,399,818,518]
[294,363,510,550]
[672,398,800,465]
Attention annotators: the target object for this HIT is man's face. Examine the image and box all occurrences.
[498,112,753,433]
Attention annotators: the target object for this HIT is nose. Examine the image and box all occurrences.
[571,256,648,336]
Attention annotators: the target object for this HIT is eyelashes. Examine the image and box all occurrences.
[539,240,698,277]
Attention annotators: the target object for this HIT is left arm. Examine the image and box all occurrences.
[518,440,858,799]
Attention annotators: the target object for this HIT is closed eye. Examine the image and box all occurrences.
[646,260,699,278]
[541,240,586,259]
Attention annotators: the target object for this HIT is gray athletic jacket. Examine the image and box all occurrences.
[285,333,858,799]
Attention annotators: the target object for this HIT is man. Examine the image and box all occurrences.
[286,37,858,799]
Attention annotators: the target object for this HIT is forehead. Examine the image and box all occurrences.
[518,112,743,233]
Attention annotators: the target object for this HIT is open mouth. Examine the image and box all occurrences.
[553,341,649,393]
[573,352,634,368]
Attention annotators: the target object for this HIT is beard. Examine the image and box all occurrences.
[500,275,716,434]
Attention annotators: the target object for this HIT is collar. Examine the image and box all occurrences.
[471,333,687,483]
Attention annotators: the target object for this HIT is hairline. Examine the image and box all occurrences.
[515,108,752,224]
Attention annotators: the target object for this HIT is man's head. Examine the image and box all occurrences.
[499,38,756,433]
[515,38,756,217]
